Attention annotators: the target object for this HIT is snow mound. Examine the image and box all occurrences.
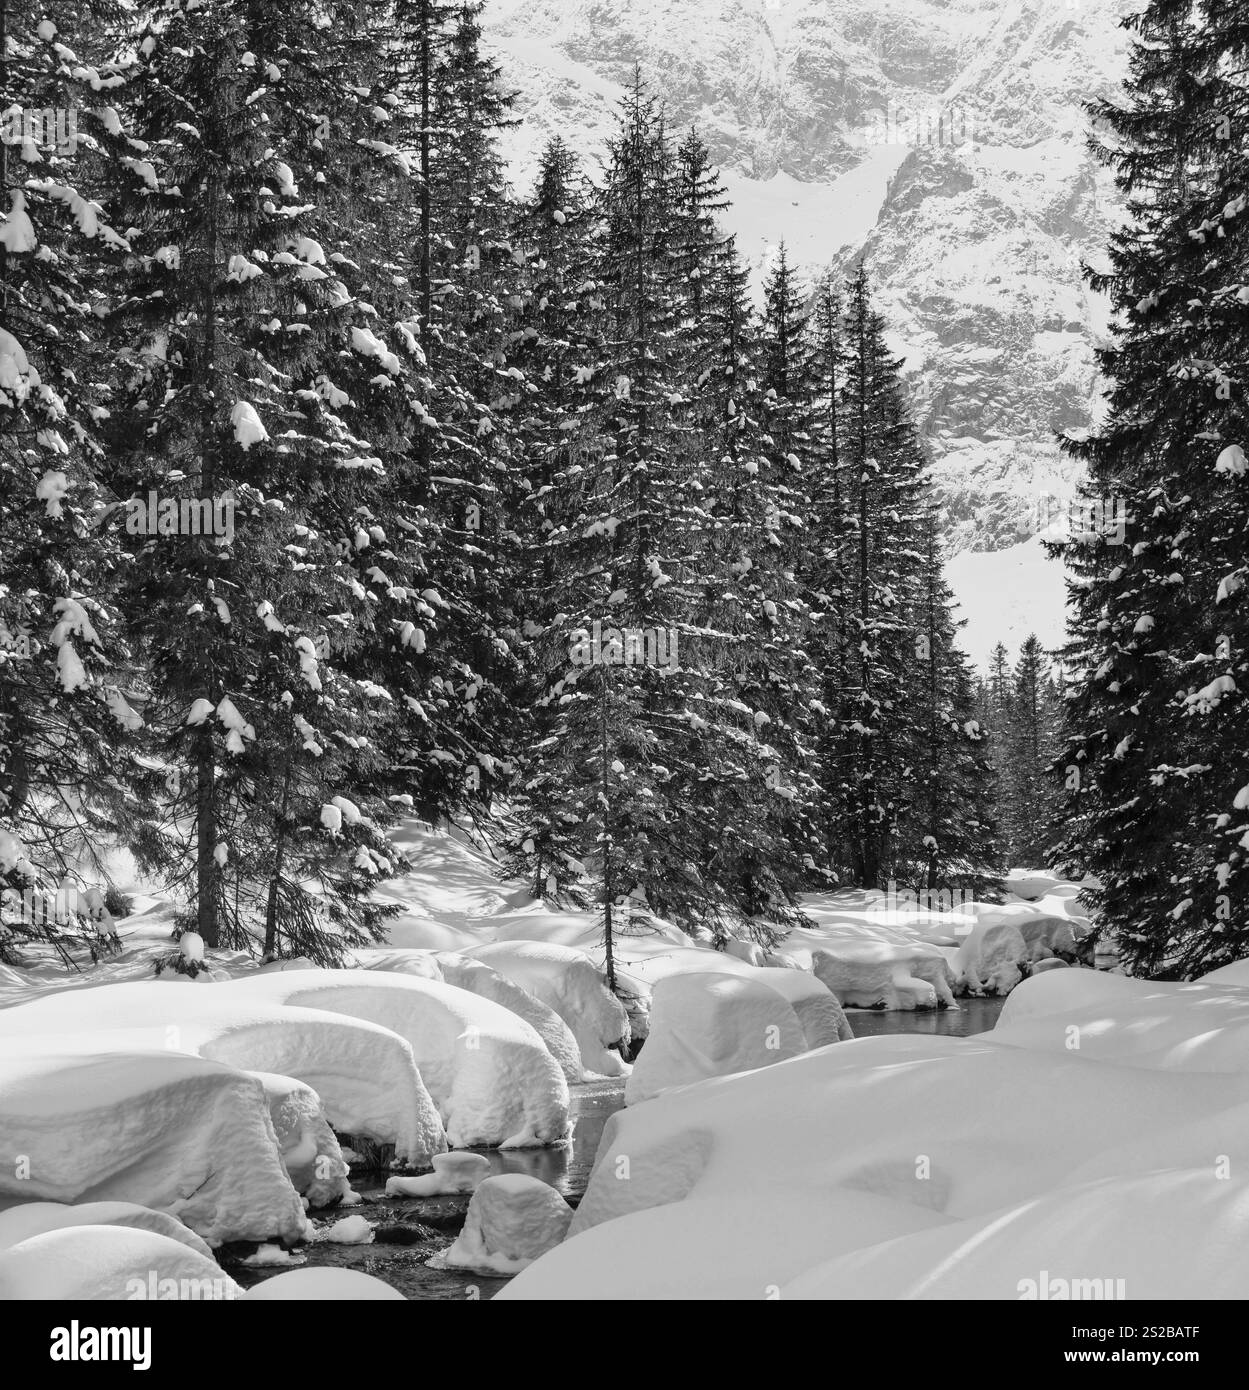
[432,1174,573,1275]
[1197,958,1249,988]
[0,1201,213,1258]
[625,971,807,1106]
[465,941,631,1078]
[217,970,570,1148]
[435,953,584,1083]
[0,1225,241,1300]
[782,1168,1249,1300]
[951,918,1027,995]
[749,966,854,1047]
[0,985,447,1164]
[994,972,1249,1072]
[545,1034,1249,1297]
[995,966,1149,1028]
[0,1046,307,1246]
[1005,870,1073,901]
[500,1190,948,1301]
[243,1267,405,1300]
[352,946,444,981]
[385,1151,491,1197]
[811,941,955,1010]
[316,1214,374,1245]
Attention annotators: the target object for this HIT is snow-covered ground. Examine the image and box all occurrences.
[502,967,1249,1299]
[6,819,1206,1301]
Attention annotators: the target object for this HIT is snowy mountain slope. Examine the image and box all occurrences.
[483,0,1140,659]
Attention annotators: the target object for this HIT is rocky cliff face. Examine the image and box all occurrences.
[483,0,1136,645]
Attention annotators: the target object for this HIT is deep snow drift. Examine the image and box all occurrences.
[217,970,570,1148]
[0,1048,308,1247]
[625,972,807,1105]
[502,1006,1249,1299]
[0,985,447,1164]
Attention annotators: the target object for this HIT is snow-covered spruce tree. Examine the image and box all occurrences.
[1000,634,1062,867]
[901,512,1003,897]
[367,0,525,833]
[0,1,142,960]
[511,77,809,975]
[835,262,929,888]
[496,134,602,902]
[1053,0,1249,976]
[685,222,822,926]
[803,272,854,879]
[102,0,416,959]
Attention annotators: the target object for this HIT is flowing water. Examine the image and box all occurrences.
[228,999,1007,1299]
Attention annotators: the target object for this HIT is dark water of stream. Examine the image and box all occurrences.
[228,998,1008,1300]
[227,1078,625,1302]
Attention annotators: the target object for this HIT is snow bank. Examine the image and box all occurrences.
[501,1190,948,1301]
[0,1046,308,1246]
[515,1033,1249,1298]
[218,970,570,1148]
[782,1168,1249,1299]
[351,946,444,981]
[625,972,807,1106]
[1197,958,1249,988]
[465,941,631,1078]
[432,1174,573,1275]
[994,971,1249,1073]
[0,1201,213,1258]
[0,984,447,1163]
[0,1225,241,1301]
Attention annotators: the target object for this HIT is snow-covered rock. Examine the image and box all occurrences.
[0,1225,241,1301]
[435,953,584,1084]
[243,1267,405,1300]
[432,1174,573,1275]
[218,970,570,1148]
[0,1201,213,1258]
[951,918,1026,996]
[385,1151,491,1197]
[625,972,807,1106]
[316,1214,374,1245]
[248,1071,350,1208]
[812,941,955,1011]
[0,985,447,1164]
[748,966,854,1047]
[465,941,631,1078]
[0,1046,307,1246]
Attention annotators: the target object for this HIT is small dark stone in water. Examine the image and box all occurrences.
[408,1205,469,1233]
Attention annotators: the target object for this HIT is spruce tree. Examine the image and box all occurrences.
[1054,0,1249,975]
[0,1,138,958]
